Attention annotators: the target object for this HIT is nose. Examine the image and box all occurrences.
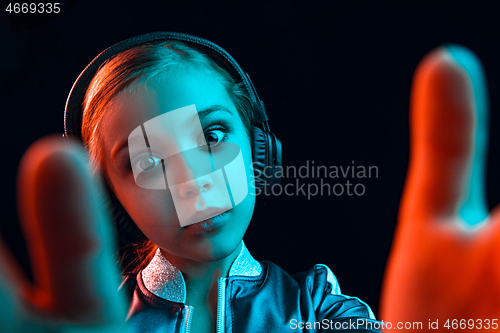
[177,175,213,198]
[165,149,214,198]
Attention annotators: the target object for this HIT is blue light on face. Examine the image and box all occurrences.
[128,104,248,227]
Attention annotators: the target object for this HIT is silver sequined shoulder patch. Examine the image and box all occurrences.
[141,248,186,303]
[228,242,262,277]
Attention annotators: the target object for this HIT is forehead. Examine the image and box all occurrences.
[100,69,235,150]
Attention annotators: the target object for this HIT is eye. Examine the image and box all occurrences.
[204,128,226,147]
[137,155,162,172]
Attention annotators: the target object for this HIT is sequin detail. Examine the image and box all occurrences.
[141,241,262,303]
[141,249,186,303]
[229,242,262,277]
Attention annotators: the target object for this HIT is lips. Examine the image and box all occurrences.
[184,207,230,227]
[183,211,229,231]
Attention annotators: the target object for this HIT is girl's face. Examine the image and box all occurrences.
[99,67,256,263]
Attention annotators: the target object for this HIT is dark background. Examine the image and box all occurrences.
[1,1,499,317]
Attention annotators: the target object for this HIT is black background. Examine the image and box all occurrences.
[1,1,499,317]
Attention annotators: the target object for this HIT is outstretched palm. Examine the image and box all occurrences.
[381,45,500,330]
[0,137,129,332]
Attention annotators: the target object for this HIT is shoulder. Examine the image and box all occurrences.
[263,261,375,320]
[253,261,380,331]
[291,263,376,321]
[292,263,342,295]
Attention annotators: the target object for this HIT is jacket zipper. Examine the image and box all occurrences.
[216,277,227,333]
[183,305,193,333]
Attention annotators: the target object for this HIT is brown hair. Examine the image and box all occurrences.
[81,40,260,273]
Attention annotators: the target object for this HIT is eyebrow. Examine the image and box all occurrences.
[188,104,233,125]
[110,104,234,163]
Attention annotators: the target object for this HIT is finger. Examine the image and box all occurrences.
[17,135,128,326]
[401,44,489,225]
[0,236,28,332]
[0,238,45,332]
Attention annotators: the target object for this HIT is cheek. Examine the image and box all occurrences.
[225,131,256,220]
[242,145,256,212]
[238,135,255,195]
[119,186,179,235]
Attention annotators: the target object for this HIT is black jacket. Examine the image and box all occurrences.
[126,242,380,332]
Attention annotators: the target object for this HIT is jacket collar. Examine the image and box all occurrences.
[141,241,262,303]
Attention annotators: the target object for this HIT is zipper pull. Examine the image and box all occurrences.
[182,305,193,333]
[216,277,227,333]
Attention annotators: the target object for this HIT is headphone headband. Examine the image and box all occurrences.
[64,31,269,139]
[62,32,282,252]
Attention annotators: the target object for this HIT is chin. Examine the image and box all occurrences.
[201,208,253,262]
[164,191,255,263]
[203,223,247,262]
[212,234,244,260]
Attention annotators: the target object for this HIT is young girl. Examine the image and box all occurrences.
[64,31,379,332]
[2,30,497,333]
[0,31,376,333]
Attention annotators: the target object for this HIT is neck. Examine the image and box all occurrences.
[159,242,243,305]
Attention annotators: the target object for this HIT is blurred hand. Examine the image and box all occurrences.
[0,136,129,332]
[381,45,500,331]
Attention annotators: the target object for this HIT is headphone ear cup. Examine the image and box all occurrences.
[266,130,282,187]
[252,127,282,194]
[252,127,267,191]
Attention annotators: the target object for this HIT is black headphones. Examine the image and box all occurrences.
[63,32,282,247]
